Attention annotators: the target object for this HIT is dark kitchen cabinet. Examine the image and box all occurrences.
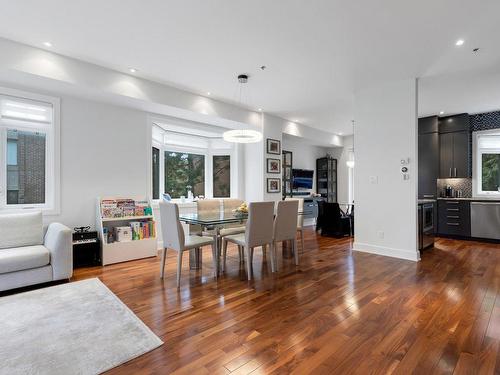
[439,114,470,178]
[418,116,439,199]
[437,200,471,237]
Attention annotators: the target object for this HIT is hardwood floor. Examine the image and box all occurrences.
[73,229,500,374]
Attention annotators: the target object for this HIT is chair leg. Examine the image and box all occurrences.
[245,246,252,280]
[211,243,218,278]
[269,242,276,273]
[176,250,183,288]
[222,239,228,272]
[160,248,167,279]
[300,229,305,252]
[293,239,299,266]
[238,245,243,263]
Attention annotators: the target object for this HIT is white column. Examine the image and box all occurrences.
[353,78,419,261]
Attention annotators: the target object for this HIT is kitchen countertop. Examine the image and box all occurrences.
[437,197,500,202]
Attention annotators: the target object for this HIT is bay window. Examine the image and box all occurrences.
[0,88,59,213]
[151,123,235,200]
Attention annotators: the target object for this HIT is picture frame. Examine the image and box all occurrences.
[267,158,281,174]
[267,178,281,193]
[267,138,281,154]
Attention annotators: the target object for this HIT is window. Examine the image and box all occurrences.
[165,151,205,198]
[213,155,230,198]
[151,122,235,200]
[473,130,500,196]
[152,147,160,199]
[0,88,59,212]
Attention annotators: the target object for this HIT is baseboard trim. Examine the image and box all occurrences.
[353,242,420,262]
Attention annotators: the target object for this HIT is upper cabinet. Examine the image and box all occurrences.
[438,114,470,178]
[418,116,439,198]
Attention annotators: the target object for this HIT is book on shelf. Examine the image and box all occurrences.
[100,198,153,219]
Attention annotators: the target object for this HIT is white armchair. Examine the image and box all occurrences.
[0,212,73,292]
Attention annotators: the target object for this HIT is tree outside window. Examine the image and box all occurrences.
[165,151,205,198]
[213,155,230,197]
[482,153,500,192]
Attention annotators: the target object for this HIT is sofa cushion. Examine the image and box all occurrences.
[0,212,43,250]
[0,245,50,274]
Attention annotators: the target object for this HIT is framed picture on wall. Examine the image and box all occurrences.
[267,178,281,193]
[267,138,281,154]
[267,158,281,174]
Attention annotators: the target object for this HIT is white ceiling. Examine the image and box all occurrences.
[0,0,500,135]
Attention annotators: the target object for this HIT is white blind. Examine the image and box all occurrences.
[0,96,53,124]
[478,134,500,150]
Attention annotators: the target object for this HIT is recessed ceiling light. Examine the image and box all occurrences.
[128,68,138,73]
[258,108,262,111]
[439,111,445,115]
[338,132,343,135]
[455,39,464,46]
[207,92,211,96]
[43,42,52,47]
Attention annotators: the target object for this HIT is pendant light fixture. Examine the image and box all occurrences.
[346,120,355,168]
[222,74,262,143]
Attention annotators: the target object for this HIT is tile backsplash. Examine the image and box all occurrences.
[437,178,472,198]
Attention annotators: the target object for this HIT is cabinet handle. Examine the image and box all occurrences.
[446,215,459,219]
[446,208,459,211]
[446,222,459,226]
[446,201,459,204]
[449,168,452,177]
[454,168,457,177]
[423,195,434,198]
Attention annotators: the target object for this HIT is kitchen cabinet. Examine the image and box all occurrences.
[418,116,439,198]
[437,200,471,237]
[439,114,470,178]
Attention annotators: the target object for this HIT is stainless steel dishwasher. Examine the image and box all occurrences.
[471,202,500,240]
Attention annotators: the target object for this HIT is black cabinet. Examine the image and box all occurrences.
[418,116,439,199]
[439,114,470,178]
[437,200,471,237]
[316,157,337,203]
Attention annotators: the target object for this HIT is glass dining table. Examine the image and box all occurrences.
[179,208,311,270]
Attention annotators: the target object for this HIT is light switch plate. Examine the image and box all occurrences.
[369,176,378,184]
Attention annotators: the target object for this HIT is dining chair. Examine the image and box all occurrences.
[220,199,246,237]
[285,197,305,251]
[222,201,275,280]
[197,198,222,246]
[159,201,217,288]
[274,200,300,266]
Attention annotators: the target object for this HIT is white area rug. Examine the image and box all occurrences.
[0,278,163,375]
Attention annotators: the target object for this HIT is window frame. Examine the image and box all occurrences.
[473,129,500,197]
[0,87,60,214]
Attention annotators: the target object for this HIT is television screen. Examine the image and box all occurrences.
[292,169,314,189]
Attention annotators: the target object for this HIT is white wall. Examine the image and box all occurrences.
[330,135,352,204]
[282,135,330,193]
[353,79,419,261]
[262,114,283,202]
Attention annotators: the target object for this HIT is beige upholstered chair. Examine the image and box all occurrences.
[274,200,300,266]
[222,202,275,280]
[159,201,217,288]
[285,197,305,251]
[197,199,221,213]
[220,199,246,237]
[197,199,221,241]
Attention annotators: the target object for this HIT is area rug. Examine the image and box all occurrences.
[0,278,163,375]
